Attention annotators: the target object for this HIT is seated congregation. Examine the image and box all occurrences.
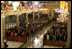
[6,14,51,40]
[43,21,67,42]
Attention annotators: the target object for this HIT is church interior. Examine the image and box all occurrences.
[1,1,71,48]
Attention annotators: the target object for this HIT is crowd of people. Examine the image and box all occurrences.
[6,14,51,39]
[44,21,67,42]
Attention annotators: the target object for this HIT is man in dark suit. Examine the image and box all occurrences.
[58,34,60,41]
[7,30,11,36]
[23,23,26,28]
[31,29,33,34]
[49,33,53,40]
[17,29,21,37]
[44,34,46,40]
[56,34,58,41]
[58,34,63,41]
[63,36,67,42]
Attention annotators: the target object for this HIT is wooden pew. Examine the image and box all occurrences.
[12,37,18,42]
[59,41,66,47]
[53,41,59,46]
[7,36,27,43]
[43,39,66,47]
[7,36,13,41]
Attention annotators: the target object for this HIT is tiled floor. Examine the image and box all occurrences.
[7,41,24,48]
[7,21,63,48]
[43,45,63,48]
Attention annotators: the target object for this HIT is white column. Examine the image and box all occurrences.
[48,10,49,17]
[66,14,71,48]
[2,16,5,39]
[33,12,35,20]
[48,10,51,20]
[1,14,4,48]
[26,13,28,24]
[16,14,19,28]
[68,1,71,13]
[51,9,54,21]
[66,1,71,48]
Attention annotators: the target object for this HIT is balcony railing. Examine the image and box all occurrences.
[1,1,60,11]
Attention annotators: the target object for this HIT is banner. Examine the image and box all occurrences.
[64,2,68,12]
[20,3,23,11]
[60,1,68,12]
[25,3,28,10]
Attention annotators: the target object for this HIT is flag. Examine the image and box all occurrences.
[30,6,33,10]
[20,3,23,11]
[29,3,32,6]
[6,1,8,11]
[43,4,45,8]
[36,5,38,9]
[6,6,8,11]
[29,4,33,10]
[39,4,41,9]
[41,4,43,8]
[33,4,36,10]
[25,3,28,10]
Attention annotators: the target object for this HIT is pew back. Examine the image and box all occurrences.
[43,39,66,47]
[7,36,27,43]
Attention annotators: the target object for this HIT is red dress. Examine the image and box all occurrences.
[22,33,27,38]
[10,32,14,37]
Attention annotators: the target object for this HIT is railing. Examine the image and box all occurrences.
[1,2,60,10]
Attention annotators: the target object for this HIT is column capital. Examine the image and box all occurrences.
[15,10,22,16]
[26,13,29,14]
[33,12,35,20]
[26,13,28,23]
[16,14,20,17]
[33,11,35,13]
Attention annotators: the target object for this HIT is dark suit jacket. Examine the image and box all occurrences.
[58,35,63,41]
[17,31,21,36]
[44,35,46,40]
[56,36,58,40]
[50,35,53,40]
[15,29,18,33]
[7,32,11,36]
[31,29,33,34]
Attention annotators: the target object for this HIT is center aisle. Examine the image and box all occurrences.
[19,21,55,48]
